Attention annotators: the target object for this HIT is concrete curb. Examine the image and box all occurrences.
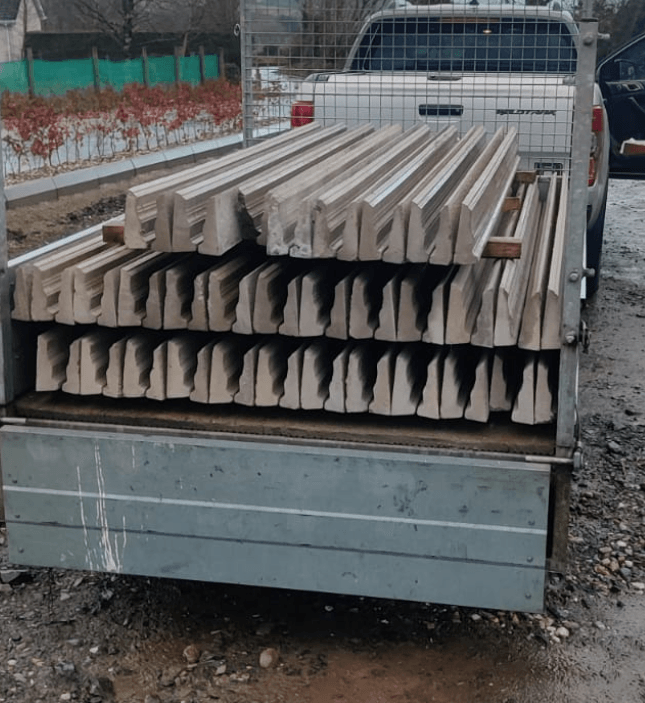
[5,132,244,209]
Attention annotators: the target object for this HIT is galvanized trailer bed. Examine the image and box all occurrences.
[0,2,598,614]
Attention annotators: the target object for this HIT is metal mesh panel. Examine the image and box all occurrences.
[241,0,579,172]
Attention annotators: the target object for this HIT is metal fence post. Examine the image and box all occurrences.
[0,122,15,408]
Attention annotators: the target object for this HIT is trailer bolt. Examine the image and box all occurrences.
[569,271,580,282]
[583,33,594,46]
[565,332,577,344]
[527,556,534,563]
[525,593,532,600]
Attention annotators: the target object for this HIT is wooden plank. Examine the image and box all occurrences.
[404,126,487,264]
[482,237,522,259]
[102,218,125,245]
[453,129,520,265]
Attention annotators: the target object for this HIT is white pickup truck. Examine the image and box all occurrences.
[291,2,609,293]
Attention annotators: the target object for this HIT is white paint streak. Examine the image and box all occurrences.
[76,465,95,571]
[93,442,126,573]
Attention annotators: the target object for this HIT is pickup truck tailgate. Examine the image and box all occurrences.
[310,73,574,169]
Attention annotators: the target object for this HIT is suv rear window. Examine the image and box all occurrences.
[351,17,577,73]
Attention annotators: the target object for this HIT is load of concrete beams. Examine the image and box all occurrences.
[13,124,569,425]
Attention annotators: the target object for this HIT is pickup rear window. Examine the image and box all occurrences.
[350,17,577,74]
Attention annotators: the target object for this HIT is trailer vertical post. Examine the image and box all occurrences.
[556,0,598,456]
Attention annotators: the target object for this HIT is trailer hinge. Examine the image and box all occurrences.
[563,321,589,351]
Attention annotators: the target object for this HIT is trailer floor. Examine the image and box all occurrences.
[12,390,556,456]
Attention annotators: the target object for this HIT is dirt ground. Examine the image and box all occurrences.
[1,177,645,703]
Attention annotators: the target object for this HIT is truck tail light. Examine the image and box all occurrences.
[589,105,603,186]
[291,101,314,128]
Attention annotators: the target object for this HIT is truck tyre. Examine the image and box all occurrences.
[585,192,607,298]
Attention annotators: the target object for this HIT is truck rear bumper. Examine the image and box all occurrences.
[1,422,553,612]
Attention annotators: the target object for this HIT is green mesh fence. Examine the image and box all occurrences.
[32,58,95,95]
[147,55,176,86]
[0,60,30,94]
[98,58,144,91]
[0,54,219,95]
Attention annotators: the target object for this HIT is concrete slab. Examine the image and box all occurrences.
[118,251,173,327]
[454,129,519,265]
[210,338,246,404]
[279,272,303,337]
[440,349,475,420]
[234,342,262,406]
[511,353,536,425]
[405,126,487,264]
[369,346,396,416]
[208,255,260,332]
[79,330,118,395]
[255,339,289,407]
[98,159,136,186]
[324,344,352,414]
[465,350,492,423]
[326,271,356,340]
[233,261,270,335]
[301,340,332,410]
[422,268,456,345]
[345,343,376,413]
[163,256,213,329]
[53,168,101,197]
[280,344,305,410]
[123,333,157,398]
[36,328,81,391]
[391,346,425,416]
[103,336,129,398]
[534,354,556,424]
[61,336,82,395]
[166,334,202,398]
[253,261,296,334]
[190,341,217,404]
[146,340,168,401]
[5,177,58,208]
[417,349,443,420]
